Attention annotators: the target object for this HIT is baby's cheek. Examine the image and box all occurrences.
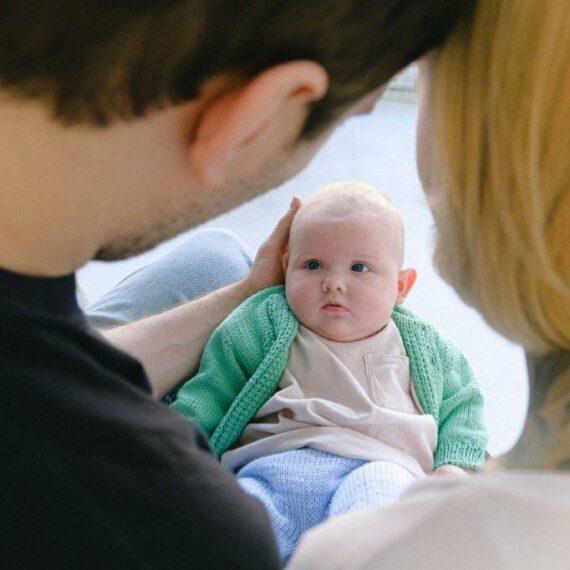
[286,283,310,321]
[365,296,394,324]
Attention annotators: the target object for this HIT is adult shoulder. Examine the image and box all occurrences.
[287,471,570,570]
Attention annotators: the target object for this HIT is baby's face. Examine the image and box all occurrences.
[284,212,409,342]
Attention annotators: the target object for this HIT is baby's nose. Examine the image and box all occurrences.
[322,275,346,293]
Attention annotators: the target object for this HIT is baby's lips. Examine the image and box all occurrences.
[322,302,348,312]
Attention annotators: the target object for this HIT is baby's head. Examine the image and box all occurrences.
[283,182,416,342]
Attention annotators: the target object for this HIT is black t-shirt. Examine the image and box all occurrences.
[0,268,280,569]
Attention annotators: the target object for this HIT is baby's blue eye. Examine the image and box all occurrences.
[351,262,370,273]
[306,260,321,270]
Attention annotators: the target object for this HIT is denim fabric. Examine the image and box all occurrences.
[86,228,253,328]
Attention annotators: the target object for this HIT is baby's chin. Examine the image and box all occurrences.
[302,323,387,343]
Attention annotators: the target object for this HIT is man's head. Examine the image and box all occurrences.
[1,1,473,136]
[0,1,473,276]
[283,182,417,342]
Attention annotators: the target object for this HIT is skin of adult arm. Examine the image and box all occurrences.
[100,197,301,399]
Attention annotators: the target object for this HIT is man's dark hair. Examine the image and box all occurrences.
[0,1,473,137]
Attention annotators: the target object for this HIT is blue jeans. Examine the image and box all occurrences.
[87,228,253,327]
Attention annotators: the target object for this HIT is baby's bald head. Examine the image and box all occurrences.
[290,181,405,267]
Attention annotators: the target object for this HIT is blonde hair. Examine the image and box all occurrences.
[430,0,570,353]
[292,182,405,264]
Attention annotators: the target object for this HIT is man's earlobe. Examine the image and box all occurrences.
[396,268,417,304]
[189,61,328,187]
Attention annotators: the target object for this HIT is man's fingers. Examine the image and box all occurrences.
[289,195,302,211]
[267,195,302,245]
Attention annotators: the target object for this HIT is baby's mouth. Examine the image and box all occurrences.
[322,302,348,313]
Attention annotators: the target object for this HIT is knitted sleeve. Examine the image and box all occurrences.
[393,306,488,471]
[432,333,488,470]
[171,286,298,456]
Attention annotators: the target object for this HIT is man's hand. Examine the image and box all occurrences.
[243,196,301,295]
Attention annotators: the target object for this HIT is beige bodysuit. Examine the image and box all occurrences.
[222,320,437,478]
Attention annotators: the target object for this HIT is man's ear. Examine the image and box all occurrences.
[282,246,290,275]
[396,268,417,304]
[189,61,328,187]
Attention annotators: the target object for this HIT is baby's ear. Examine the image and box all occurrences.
[396,268,417,304]
[282,246,290,274]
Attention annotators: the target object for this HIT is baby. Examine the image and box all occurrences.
[172,182,488,562]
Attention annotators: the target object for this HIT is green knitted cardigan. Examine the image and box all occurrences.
[172,286,488,469]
